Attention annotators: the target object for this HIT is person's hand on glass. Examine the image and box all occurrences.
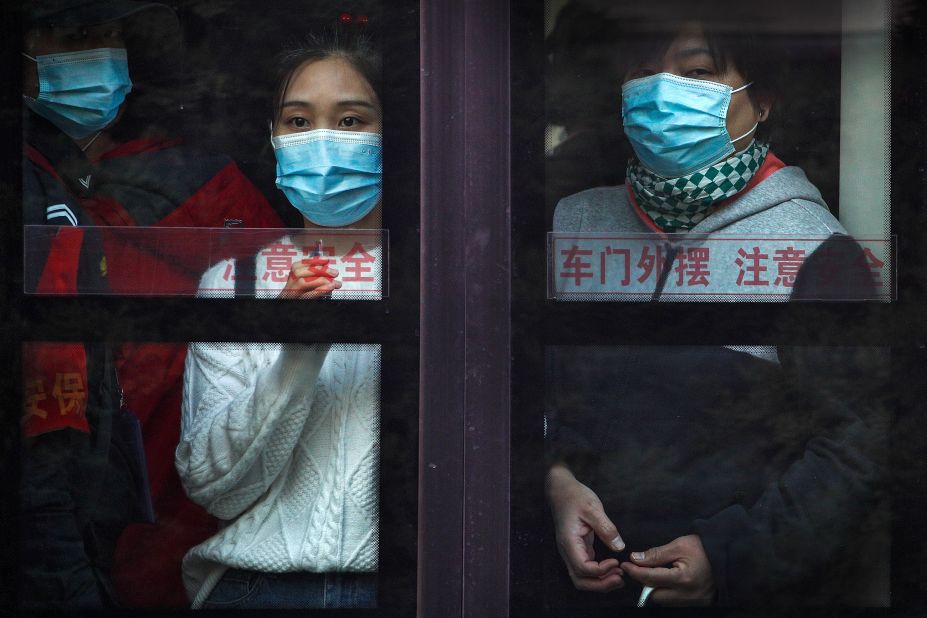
[278,259,341,299]
[546,464,626,592]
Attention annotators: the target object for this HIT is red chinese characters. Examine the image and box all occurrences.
[600,246,631,286]
[218,241,380,287]
[560,245,594,286]
[341,242,376,283]
[772,246,806,287]
[637,245,667,284]
[734,246,769,286]
[674,247,711,287]
[552,236,890,299]
[261,243,300,282]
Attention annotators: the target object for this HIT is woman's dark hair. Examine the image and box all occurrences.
[272,27,382,125]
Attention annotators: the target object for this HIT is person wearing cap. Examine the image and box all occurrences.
[21,0,284,608]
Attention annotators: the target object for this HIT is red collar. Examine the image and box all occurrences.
[93,135,184,162]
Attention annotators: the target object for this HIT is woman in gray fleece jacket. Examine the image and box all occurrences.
[546,1,884,608]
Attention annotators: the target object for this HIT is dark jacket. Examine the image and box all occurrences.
[24,109,283,607]
[547,345,888,607]
[547,163,887,607]
[21,118,142,607]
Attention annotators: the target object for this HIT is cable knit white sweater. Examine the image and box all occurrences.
[175,246,379,607]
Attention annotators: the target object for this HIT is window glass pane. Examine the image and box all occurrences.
[24,226,389,298]
[543,0,894,303]
[547,231,893,301]
[542,344,890,609]
[22,0,392,300]
[515,1,918,614]
[19,341,391,610]
[18,0,419,612]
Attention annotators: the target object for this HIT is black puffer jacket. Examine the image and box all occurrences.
[546,345,888,607]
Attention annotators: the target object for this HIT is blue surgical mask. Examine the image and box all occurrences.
[272,129,382,227]
[622,73,757,178]
[23,48,132,140]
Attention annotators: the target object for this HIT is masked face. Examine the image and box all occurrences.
[272,57,383,228]
[621,25,771,178]
[622,72,755,178]
[23,21,131,140]
[272,129,382,227]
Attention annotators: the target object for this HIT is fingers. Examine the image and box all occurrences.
[279,264,342,299]
[649,587,685,606]
[558,529,624,594]
[622,539,685,588]
[560,536,624,592]
[291,263,339,285]
[629,538,683,567]
[569,566,625,593]
[648,583,712,607]
[568,548,621,578]
[546,470,627,593]
[296,281,342,299]
[622,536,715,606]
[570,484,624,552]
[621,563,681,588]
[589,510,625,552]
[279,278,342,299]
[559,530,620,577]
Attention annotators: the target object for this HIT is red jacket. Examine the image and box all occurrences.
[21,127,134,607]
[77,136,283,607]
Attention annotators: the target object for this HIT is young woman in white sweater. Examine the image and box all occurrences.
[175,29,383,609]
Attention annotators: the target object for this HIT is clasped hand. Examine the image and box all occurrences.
[277,258,342,299]
[546,464,715,605]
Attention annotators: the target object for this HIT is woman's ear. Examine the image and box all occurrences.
[756,97,773,122]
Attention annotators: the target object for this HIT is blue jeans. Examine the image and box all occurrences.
[201,569,377,609]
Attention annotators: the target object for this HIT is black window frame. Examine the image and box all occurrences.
[4,0,927,615]
[509,0,927,615]
[5,1,420,614]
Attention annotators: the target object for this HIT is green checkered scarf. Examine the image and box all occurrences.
[627,140,770,233]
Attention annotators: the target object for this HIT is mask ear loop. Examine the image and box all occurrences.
[80,131,103,152]
[730,122,759,144]
[729,81,759,145]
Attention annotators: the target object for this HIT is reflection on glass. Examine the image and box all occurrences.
[21,0,387,607]
[547,232,893,301]
[22,0,284,304]
[543,345,890,608]
[20,341,165,609]
[23,0,386,304]
[19,342,381,610]
[545,0,892,303]
[23,226,389,299]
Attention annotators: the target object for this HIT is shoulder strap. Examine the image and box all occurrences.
[234,253,257,297]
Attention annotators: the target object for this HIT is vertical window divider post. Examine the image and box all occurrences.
[419,0,512,615]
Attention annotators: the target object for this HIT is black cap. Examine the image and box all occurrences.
[26,0,172,28]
